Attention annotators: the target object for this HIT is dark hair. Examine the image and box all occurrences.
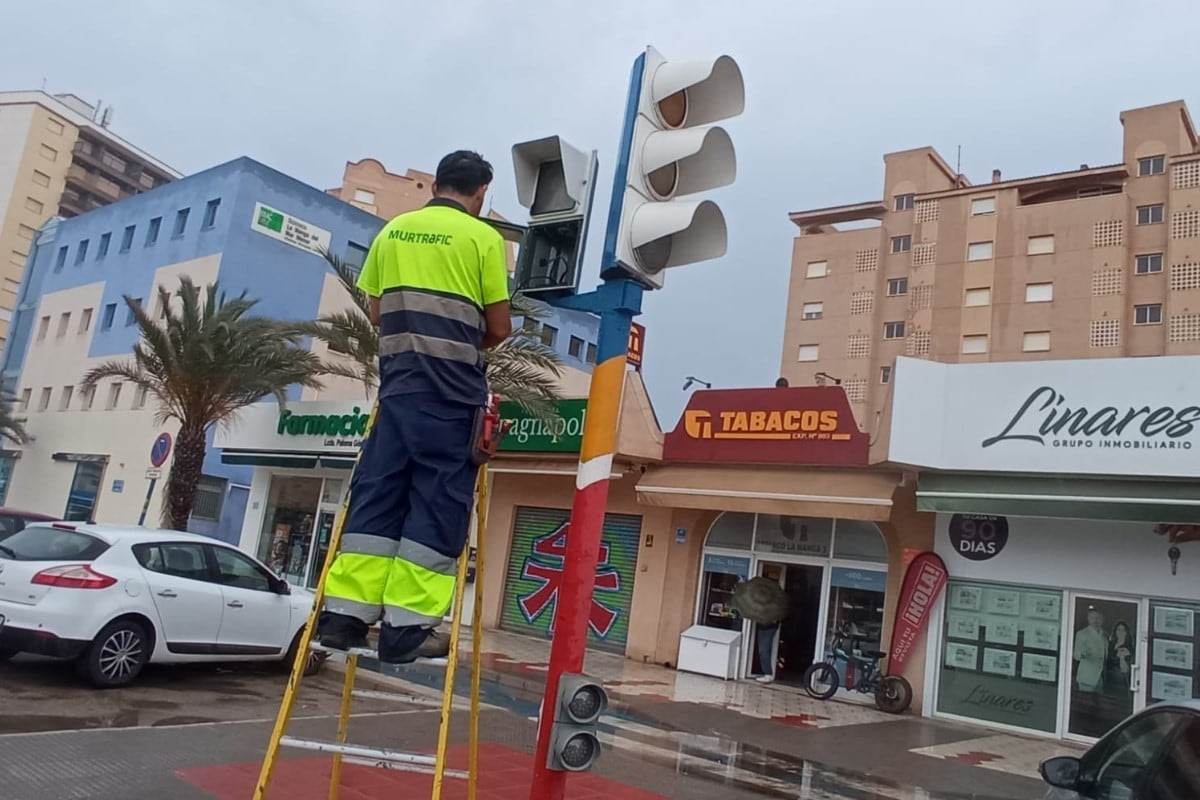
[775,377,789,388]
[435,150,493,195]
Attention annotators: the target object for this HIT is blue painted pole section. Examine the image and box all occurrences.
[599,52,646,275]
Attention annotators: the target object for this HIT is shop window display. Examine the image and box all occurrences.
[937,580,1063,733]
[256,476,322,584]
[1147,601,1199,705]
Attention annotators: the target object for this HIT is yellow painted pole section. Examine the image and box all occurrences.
[468,466,489,800]
[431,514,472,800]
[252,404,378,800]
[328,653,358,800]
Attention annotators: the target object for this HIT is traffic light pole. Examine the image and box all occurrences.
[529,277,643,800]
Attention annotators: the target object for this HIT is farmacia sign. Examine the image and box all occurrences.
[278,407,370,448]
[982,386,1198,451]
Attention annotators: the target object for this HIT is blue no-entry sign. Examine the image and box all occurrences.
[150,433,173,468]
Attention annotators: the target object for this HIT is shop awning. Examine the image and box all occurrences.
[487,459,622,479]
[916,473,1200,523]
[636,465,898,521]
[220,450,356,470]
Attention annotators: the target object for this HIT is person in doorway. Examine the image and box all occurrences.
[1105,620,1134,693]
[754,565,785,683]
[316,150,512,664]
[1074,608,1108,693]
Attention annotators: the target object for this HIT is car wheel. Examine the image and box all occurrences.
[277,629,326,677]
[0,648,18,662]
[76,619,149,688]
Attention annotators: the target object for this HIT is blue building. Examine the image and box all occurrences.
[2,156,597,544]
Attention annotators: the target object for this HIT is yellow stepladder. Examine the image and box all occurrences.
[252,398,500,800]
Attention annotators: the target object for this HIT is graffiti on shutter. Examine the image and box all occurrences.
[501,506,641,653]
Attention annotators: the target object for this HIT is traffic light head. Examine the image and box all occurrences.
[545,673,608,772]
[511,136,599,298]
[602,47,745,289]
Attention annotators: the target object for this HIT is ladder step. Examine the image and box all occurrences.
[308,641,449,666]
[351,688,443,708]
[341,755,469,779]
[279,736,466,778]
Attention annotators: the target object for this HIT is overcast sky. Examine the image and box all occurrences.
[3,0,1199,428]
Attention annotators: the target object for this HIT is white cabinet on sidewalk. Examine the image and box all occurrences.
[676,625,742,680]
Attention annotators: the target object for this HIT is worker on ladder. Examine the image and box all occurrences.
[317,150,513,664]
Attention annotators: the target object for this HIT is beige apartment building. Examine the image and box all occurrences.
[326,157,434,220]
[0,90,178,342]
[780,100,1200,434]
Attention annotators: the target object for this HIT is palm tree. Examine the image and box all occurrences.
[0,394,28,445]
[301,252,564,418]
[82,277,326,530]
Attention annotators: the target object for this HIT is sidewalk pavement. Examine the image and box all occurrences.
[375,628,1082,798]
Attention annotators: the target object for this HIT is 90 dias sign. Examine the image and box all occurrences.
[948,514,1009,561]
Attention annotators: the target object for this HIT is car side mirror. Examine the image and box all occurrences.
[1040,756,1081,789]
[274,579,291,595]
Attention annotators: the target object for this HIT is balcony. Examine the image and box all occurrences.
[65,164,121,203]
[788,200,887,234]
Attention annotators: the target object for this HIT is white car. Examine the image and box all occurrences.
[0,522,320,688]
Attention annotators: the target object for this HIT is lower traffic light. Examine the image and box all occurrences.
[545,673,608,772]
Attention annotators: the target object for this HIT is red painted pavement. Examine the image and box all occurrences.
[946,751,1005,767]
[175,744,669,800]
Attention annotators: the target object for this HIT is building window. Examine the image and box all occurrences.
[191,475,228,522]
[1023,331,1051,352]
[120,225,135,253]
[879,365,892,384]
[585,342,597,363]
[539,324,557,348]
[353,189,376,204]
[56,312,70,338]
[39,144,57,162]
[964,287,991,307]
[106,383,122,410]
[80,386,95,411]
[16,224,35,242]
[961,335,989,355]
[0,309,12,324]
[970,197,996,216]
[967,241,994,261]
[894,193,915,211]
[36,315,49,341]
[1138,155,1166,176]
[145,217,162,246]
[24,197,44,214]
[101,152,127,173]
[133,385,149,410]
[890,235,912,254]
[200,199,221,230]
[32,170,51,188]
[1027,235,1054,256]
[887,277,908,296]
[46,117,65,135]
[101,303,117,331]
[74,239,89,265]
[55,246,67,272]
[59,385,73,411]
[1137,204,1165,225]
[64,461,104,522]
[345,242,368,272]
[797,344,819,362]
[97,232,111,259]
[805,260,828,278]
[883,321,906,340]
[18,388,30,412]
[1135,303,1163,325]
[568,335,584,358]
[79,307,94,333]
[802,302,823,320]
[36,387,52,411]
[1025,283,1054,303]
[1135,253,1164,275]
[126,299,142,327]
[172,208,190,238]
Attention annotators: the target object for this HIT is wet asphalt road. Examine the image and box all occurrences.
[0,655,1040,799]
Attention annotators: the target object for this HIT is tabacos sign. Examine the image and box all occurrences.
[982,386,1199,452]
[664,387,869,465]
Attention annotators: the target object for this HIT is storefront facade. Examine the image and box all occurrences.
[888,355,1200,741]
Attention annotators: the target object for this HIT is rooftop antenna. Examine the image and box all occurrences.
[41,77,47,92]
[956,145,962,175]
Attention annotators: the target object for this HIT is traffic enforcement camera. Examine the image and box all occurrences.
[545,673,608,772]
[511,136,599,298]
[601,46,745,289]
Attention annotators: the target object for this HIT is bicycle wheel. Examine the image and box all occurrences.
[803,662,840,700]
[875,674,913,714]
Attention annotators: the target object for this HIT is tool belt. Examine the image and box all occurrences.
[470,392,511,466]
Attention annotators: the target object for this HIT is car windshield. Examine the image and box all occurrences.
[0,525,110,561]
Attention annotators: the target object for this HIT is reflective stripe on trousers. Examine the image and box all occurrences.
[325,532,460,627]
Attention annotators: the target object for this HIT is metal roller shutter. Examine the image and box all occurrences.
[500,506,642,653]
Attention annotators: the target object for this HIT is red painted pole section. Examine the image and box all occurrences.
[529,312,630,800]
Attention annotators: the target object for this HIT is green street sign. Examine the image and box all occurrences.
[257,206,285,233]
[500,399,587,453]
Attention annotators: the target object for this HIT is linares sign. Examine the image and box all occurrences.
[889,355,1200,478]
[251,202,332,257]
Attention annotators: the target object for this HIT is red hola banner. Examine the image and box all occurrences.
[888,551,948,674]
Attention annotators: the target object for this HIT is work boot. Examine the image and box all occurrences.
[316,611,369,651]
[378,626,450,664]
